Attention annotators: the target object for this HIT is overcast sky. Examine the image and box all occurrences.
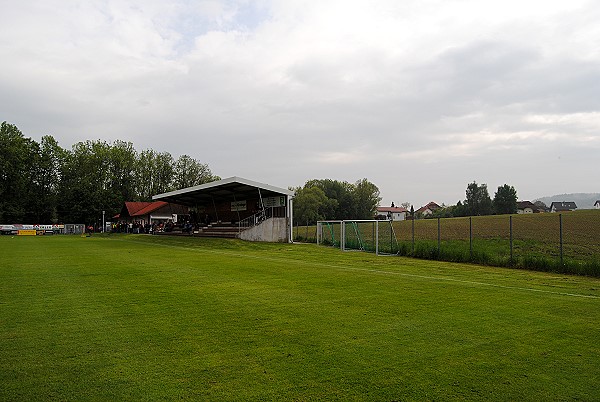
[2,0,599,207]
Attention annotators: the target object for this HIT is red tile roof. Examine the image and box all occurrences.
[124,202,153,216]
[132,201,169,216]
[121,201,171,218]
[416,202,441,213]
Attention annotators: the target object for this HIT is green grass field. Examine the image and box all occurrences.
[2,234,600,401]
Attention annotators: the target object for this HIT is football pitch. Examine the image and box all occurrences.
[1,235,599,401]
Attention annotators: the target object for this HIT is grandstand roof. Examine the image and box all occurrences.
[152,176,293,206]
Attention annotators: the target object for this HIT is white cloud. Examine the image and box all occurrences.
[1,0,599,207]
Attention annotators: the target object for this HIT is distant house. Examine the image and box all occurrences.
[549,201,577,213]
[375,206,408,221]
[416,202,441,217]
[517,201,539,214]
[595,200,600,209]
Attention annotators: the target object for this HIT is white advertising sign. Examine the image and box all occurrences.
[231,200,247,211]
[263,196,286,208]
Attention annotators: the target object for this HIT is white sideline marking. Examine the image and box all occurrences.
[113,238,600,300]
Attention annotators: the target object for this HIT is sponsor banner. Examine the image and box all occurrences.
[231,200,247,212]
[263,196,286,208]
[17,230,37,236]
[34,225,54,230]
[1,224,64,230]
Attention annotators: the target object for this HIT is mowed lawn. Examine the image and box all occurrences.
[1,235,600,401]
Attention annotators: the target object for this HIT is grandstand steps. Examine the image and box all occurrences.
[195,225,239,238]
[154,224,240,239]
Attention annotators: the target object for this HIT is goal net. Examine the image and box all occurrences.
[316,221,342,248]
[317,220,399,256]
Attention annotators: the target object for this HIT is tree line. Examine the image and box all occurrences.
[292,178,382,224]
[0,122,219,225]
[2,120,522,227]
[426,182,519,219]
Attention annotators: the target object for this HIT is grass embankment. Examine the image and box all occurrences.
[1,234,600,400]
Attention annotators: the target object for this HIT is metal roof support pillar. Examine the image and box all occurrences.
[233,193,241,223]
[211,196,219,223]
[288,196,294,243]
[257,188,265,211]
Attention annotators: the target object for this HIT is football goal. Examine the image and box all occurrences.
[317,220,399,256]
[316,221,342,248]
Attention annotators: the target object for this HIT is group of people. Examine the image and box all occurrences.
[108,213,213,235]
[111,221,148,234]
[109,220,195,234]
[110,221,173,234]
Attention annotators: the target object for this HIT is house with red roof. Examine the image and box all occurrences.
[115,201,188,225]
[416,202,441,217]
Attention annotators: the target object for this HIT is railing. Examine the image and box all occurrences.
[238,207,274,231]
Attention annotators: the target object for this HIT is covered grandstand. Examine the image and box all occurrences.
[152,177,294,242]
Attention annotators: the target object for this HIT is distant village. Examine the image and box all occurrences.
[375,200,600,221]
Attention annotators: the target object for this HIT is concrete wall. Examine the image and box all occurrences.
[239,217,289,242]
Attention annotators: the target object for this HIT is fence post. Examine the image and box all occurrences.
[412,217,415,254]
[390,221,393,254]
[375,221,379,255]
[372,222,375,253]
[437,217,441,256]
[509,215,513,264]
[559,213,563,265]
[469,216,473,260]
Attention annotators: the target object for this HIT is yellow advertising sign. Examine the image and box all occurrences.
[17,230,37,236]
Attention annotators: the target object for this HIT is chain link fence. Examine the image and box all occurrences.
[295,210,600,276]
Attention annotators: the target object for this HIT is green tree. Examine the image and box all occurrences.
[534,200,548,212]
[28,135,65,223]
[295,178,381,221]
[465,181,493,216]
[352,178,382,219]
[59,140,112,224]
[172,155,219,190]
[0,122,219,224]
[493,184,518,215]
[305,179,355,219]
[430,205,455,219]
[293,186,335,224]
[107,140,137,204]
[0,122,38,222]
[135,150,175,200]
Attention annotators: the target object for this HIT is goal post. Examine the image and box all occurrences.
[316,221,343,249]
[317,219,399,256]
[342,220,374,252]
